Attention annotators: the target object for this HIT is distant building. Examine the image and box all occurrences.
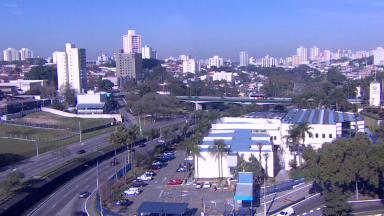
[322,49,331,62]
[213,71,233,83]
[208,56,224,68]
[261,55,276,67]
[370,47,384,65]
[123,30,141,53]
[309,46,319,61]
[19,48,33,60]
[56,43,87,93]
[76,91,108,114]
[291,55,300,66]
[115,49,143,87]
[296,46,308,61]
[142,45,157,59]
[3,48,19,61]
[179,54,191,61]
[183,59,197,73]
[239,51,249,66]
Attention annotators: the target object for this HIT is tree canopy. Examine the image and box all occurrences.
[24,66,58,88]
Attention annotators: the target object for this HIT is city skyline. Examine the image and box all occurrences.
[1,0,384,61]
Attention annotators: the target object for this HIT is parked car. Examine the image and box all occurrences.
[203,182,211,189]
[156,157,168,163]
[196,182,202,189]
[139,143,146,148]
[131,180,147,187]
[164,151,174,156]
[149,165,161,170]
[73,211,87,216]
[110,161,119,166]
[144,171,156,176]
[167,179,182,185]
[115,199,131,206]
[77,149,86,154]
[152,161,164,166]
[137,174,153,181]
[124,188,140,195]
[179,162,191,168]
[79,191,91,198]
[177,167,187,172]
[184,156,193,161]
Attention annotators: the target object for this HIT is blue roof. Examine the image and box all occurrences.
[281,109,362,125]
[201,129,271,152]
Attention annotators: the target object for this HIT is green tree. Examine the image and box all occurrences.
[97,79,114,91]
[283,125,300,165]
[107,132,125,180]
[142,58,162,69]
[128,124,140,177]
[24,66,58,88]
[296,122,313,166]
[178,137,200,180]
[0,171,24,195]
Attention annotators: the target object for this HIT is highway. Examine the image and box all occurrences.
[27,137,166,216]
[0,113,186,182]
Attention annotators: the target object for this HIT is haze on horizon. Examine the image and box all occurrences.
[1,0,384,61]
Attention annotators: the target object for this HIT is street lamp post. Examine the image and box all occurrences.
[84,162,102,216]
[35,139,39,157]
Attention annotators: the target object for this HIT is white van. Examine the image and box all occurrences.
[279,207,295,215]
[124,188,140,195]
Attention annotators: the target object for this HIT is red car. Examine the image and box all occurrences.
[167,179,182,185]
[149,165,161,170]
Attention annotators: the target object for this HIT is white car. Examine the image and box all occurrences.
[184,156,193,161]
[137,174,153,181]
[124,188,140,195]
[279,207,295,215]
[203,182,210,189]
[196,182,202,189]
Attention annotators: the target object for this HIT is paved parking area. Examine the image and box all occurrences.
[109,150,236,215]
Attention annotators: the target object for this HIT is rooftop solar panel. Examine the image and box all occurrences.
[323,110,330,124]
[312,109,320,124]
[290,109,303,124]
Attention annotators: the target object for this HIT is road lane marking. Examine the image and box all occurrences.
[162,177,167,183]
[310,210,314,213]
[75,186,79,188]
[51,204,56,208]
[316,208,321,211]
[159,190,163,198]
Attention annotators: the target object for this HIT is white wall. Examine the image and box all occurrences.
[77,93,107,104]
[41,107,121,122]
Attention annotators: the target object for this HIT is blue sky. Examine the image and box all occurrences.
[1,0,384,61]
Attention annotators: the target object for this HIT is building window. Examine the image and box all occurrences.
[315,133,318,138]
[329,134,332,138]
[274,136,277,140]
[309,134,312,138]
[322,134,325,138]
[270,136,273,141]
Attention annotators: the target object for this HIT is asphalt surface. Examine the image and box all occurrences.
[28,138,160,216]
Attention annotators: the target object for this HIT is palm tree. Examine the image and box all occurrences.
[257,142,264,171]
[162,127,177,147]
[208,139,227,182]
[296,121,313,166]
[283,125,300,167]
[178,137,201,182]
[107,132,124,180]
[128,124,140,177]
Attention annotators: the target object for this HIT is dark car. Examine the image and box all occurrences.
[77,149,86,154]
[79,191,91,198]
[131,180,147,187]
[149,165,161,170]
[144,171,156,176]
[110,161,119,166]
[73,211,87,216]
[139,143,146,148]
[115,199,131,206]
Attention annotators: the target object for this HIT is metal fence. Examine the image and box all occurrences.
[0,119,78,132]
[223,209,251,216]
[261,176,304,196]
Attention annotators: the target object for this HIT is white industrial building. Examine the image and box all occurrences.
[195,109,365,181]
[76,91,108,114]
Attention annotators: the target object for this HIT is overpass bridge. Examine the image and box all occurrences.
[176,96,292,110]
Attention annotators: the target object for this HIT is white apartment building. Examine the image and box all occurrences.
[212,71,233,83]
[55,43,87,93]
[296,46,308,61]
[142,45,157,59]
[194,110,365,181]
[3,48,20,61]
[123,30,141,53]
[179,54,191,61]
[19,48,33,60]
[261,55,277,67]
[322,49,331,62]
[239,51,249,66]
[208,56,224,68]
[370,80,381,106]
[309,46,319,60]
[183,59,197,73]
[370,47,384,65]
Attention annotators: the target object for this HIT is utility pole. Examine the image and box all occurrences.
[79,121,82,142]
[263,152,269,216]
[35,139,39,157]
[97,161,103,216]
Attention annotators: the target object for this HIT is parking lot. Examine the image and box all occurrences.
[110,149,235,215]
